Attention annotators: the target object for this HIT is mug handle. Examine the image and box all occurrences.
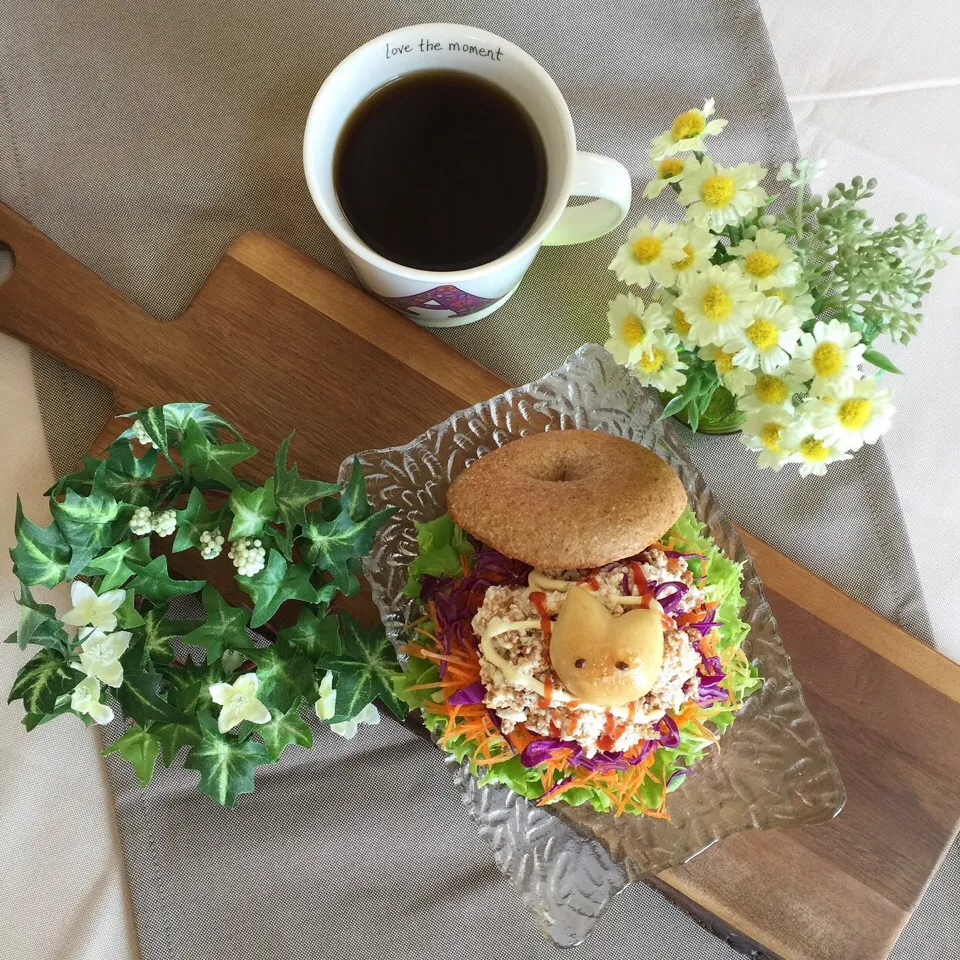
[542,152,632,246]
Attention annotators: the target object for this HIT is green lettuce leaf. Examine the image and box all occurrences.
[402,514,475,598]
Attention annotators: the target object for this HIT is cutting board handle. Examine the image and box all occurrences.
[0,202,162,386]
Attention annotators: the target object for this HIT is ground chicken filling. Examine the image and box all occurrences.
[471,548,704,757]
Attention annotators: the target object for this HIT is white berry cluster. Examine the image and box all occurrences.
[131,419,157,449]
[199,529,225,560]
[228,537,266,577]
[128,507,177,537]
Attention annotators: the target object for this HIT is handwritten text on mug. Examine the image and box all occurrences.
[385,39,504,61]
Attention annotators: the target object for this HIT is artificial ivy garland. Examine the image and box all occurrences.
[6,403,404,806]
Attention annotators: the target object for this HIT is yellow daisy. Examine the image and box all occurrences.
[785,422,853,477]
[789,318,865,397]
[675,263,762,346]
[698,344,756,396]
[604,293,668,365]
[643,155,691,200]
[628,330,687,393]
[739,367,805,412]
[764,283,816,324]
[649,99,728,160]
[678,157,768,231]
[742,405,795,472]
[656,222,717,287]
[609,218,687,288]
[806,378,895,452]
[730,228,801,291]
[728,298,802,373]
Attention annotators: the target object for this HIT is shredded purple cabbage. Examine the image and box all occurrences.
[667,767,691,788]
[621,572,630,594]
[448,681,486,705]
[653,580,688,614]
[656,714,680,748]
[663,550,699,559]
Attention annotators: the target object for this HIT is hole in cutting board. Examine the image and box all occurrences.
[0,242,12,284]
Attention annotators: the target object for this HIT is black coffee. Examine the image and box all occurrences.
[334,70,547,271]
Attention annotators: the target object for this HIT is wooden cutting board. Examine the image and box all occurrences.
[2,202,959,960]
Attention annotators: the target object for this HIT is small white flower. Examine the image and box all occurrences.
[789,318,866,397]
[649,99,728,160]
[697,344,756,396]
[675,263,762,346]
[785,417,854,477]
[763,284,816,324]
[77,629,132,688]
[151,509,177,538]
[739,368,806,412]
[209,673,271,733]
[728,298,802,374]
[806,378,895,452]
[661,222,718,286]
[314,671,338,722]
[627,330,688,393]
[730,228,801,291]
[643,154,690,200]
[604,293,669,365]
[609,218,687,288]
[199,529,225,560]
[129,506,153,536]
[776,157,827,187]
[741,405,796,471]
[62,581,127,634]
[131,419,157,449]
[229,537,266,577]
[330,702,380,740]
[71,676,114,725]
[677,157,768,231]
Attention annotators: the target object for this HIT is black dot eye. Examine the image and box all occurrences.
[575,658,586,668]
[615,660,630,671]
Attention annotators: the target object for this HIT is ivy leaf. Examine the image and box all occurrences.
[8,648,79,714]
[126,555,205,603]
[184,717,272,807]
[248,637,315,714]
[228,477,277,539]
[276,608,341,664]
[180,585,253,662]
[46,456,102,499]
[163,661,222,716]
[179,420,256,490]
[102,443,159,505]
[135,406,169,455]
[86,538,151,590]
[141,602,202,663]
[23,697,75,731]
[10,496,72,588]
[863,349,903,374]
[115,643,183,725]
[316,612,405,722]
[236,549,325,629]
[340,457,373,521]
[10,584,69,654]
[50,467,122,578]
[299,506,394,593]
[115,592,146,629]
[159,402,243,442]
[152,721,203,766]
[102,727,161,787]
[271,434,339,557]
[257,700,313,761]
[173,487,222,554]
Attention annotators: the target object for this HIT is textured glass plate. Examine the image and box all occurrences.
[338,345,845,947]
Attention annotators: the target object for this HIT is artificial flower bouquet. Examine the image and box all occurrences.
[605,99,958,474]
[6,404,404,805]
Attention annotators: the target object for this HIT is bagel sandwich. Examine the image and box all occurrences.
[397,430,760,817]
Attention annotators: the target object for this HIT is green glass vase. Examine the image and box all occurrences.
[661,385,745,435]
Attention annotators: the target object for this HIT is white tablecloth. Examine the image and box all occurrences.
[0,2,957,956]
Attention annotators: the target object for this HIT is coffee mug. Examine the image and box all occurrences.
[304,23,632,327]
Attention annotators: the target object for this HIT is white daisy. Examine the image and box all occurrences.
[649,99,728,160]
[806,378,895,451]
[764,284,816,324]
[730,228,801,291]
[643,155,689,200]
[604,293,669,365]
[609,218,687,288]
[657,292,694,348]
[675,263,762,346]
[741,405,796,471]
[658,222,718,287]
[628,330,688,393]
[728,298,802,373]
[677,157,768,231]
[786,422,853,477]
[789,319,865,397]
[739,367,806,412]
[698,344,756,396]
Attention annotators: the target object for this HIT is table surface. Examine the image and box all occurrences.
[0,2,957,958]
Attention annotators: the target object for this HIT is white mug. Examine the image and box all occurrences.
[303,23,632,327]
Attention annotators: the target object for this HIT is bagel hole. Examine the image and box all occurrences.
[528,452,583,483]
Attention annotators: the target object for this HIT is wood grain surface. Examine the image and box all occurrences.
[2,202,959,960]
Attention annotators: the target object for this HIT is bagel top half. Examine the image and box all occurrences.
[445,430,687,570]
